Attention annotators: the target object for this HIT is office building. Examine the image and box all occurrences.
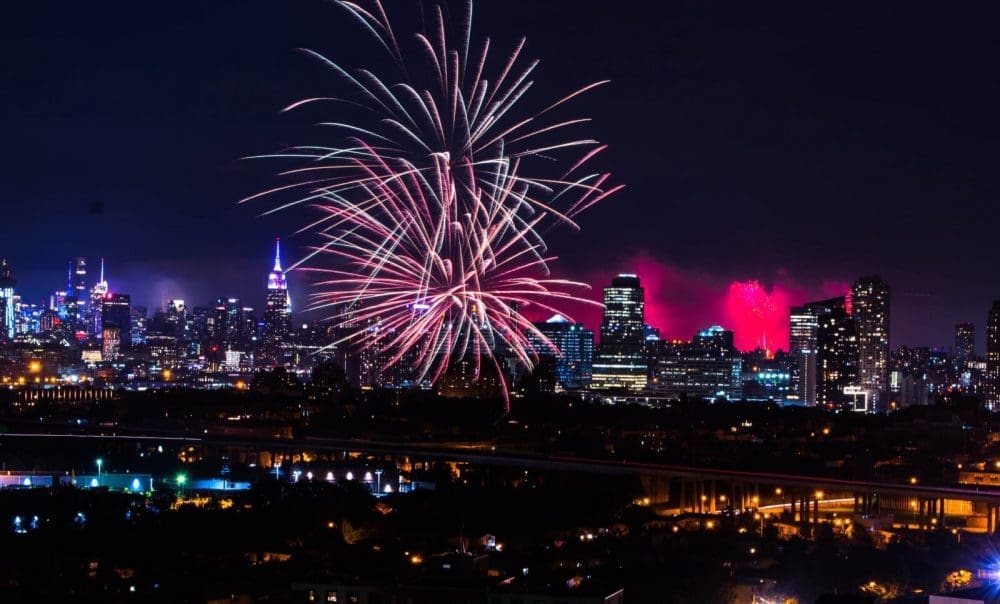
[799,296,859,408]
[528,314,594,390]
[955,322,975,368]
[852,276,891,411]
[101,293,132,352]
[987,301,1000,409]
[71,257,87,302]
[591,274,647,391]
[789,305,819,405]
[0,259,15,340]
[648,326,742,401]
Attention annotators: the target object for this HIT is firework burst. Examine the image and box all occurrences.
[244,0,621,403]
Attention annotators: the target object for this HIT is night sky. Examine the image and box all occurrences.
[3,1,1000,351]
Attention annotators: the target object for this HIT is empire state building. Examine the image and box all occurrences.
[261,238,291,366]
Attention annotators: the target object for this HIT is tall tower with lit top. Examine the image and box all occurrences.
[90,258,109,340]
[261,238,291,366]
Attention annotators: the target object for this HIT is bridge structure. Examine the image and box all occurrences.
[3,430,1000,533]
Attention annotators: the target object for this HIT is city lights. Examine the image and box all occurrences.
[0,0,997,602]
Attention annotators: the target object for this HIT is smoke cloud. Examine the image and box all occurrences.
[537,251,850,353]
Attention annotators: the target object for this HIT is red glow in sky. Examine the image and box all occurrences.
[537,253,850,353]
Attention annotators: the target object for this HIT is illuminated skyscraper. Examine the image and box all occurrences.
[987,301,1000,409]
[793,296,858,408]
[101,293,132,353]
[102,327,121,360]
[0,259,15,339]
[261,238,291,366]
[789,305,819,405]
[211,297,253,349]
[955,322,975,367]
[591,274,647,391]
[89,259,109,339]
[130,306,147,346]
[527,314,594,390]
[852,276,891,412]
[72,257,88,300]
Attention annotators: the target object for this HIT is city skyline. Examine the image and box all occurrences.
[3,3,1000,601]
[4,1,1000,350]
[4,249,1000,358]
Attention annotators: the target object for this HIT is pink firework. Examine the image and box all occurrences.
[724,280,779,355]
[244,1,620,403]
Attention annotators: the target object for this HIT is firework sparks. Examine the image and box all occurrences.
[244,0,621,403]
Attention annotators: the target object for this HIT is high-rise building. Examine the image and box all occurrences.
[852,276,890,412]
[955,322,975,367]
[102,327,121,360]
[89,259,109,340]
[789,305,819,405]
[648,326,742,401]
[261,238,291,366]
[527,314,594,390]
[796,296,859,408]
[212,298,237,343]
[101,293,132,352]
[591,274,647,391]
[130,306,147,346]
[0,259,15,340]
[987,301,1000,409]
[189,306,212,341]
[72,257,88,301]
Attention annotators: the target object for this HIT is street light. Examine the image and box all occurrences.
[375,469,383,495]
[95,458,103,483]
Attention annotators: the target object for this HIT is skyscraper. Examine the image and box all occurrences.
[794,296,859,408]
[955,322,975,367]
[987,301,1000,409]
[262,238,291,366]
[789,305,819,405]
[852,276,890,411]
[591,274,647,391]
[101,293,132,352]
[528,314,594,390]
[89,259,109,340]
[130,306,147,346]
[72,257,88,301]
[0,259,15,340]
[212,298,236,343]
